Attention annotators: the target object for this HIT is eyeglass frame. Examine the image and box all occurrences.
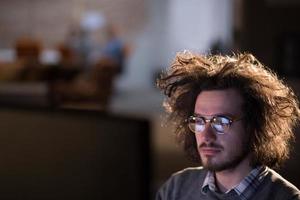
[186,113,243,135]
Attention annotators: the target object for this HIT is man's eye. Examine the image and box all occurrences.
[214,117,230,125]
[195,118,205,125]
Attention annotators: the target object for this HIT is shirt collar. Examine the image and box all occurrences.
[201,166,268,200]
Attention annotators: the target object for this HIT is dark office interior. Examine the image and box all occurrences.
[0,0,300,199]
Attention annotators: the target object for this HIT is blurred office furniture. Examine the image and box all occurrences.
[49,59,118,107]
[57,42,88,69]
[57,44,76,66]
[89,58,118,105]
[6,34,131,107]
[0,61,118,109]
[0,82,50,107]
[0,36,117,108]
[15,37,42,64]
[0,106,151,200]
[15,37,43,81]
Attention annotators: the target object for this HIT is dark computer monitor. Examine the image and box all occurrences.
[0,107,151,200]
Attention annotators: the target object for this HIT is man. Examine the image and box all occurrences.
[156,51,300,200]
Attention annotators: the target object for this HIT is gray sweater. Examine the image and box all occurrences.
[156,167,300,200]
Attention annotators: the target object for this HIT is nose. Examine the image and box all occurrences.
[201,123,216,142]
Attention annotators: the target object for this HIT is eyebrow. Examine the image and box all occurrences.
[193,113,236,118]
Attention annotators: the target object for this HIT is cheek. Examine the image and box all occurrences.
[227,124,247,143]
[223,136,241,151]
[223,132,246,151]
[194,134,202,147]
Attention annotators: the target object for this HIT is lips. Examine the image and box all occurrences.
[200,147,221,156]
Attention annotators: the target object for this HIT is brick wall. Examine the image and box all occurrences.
[0,0,146,48]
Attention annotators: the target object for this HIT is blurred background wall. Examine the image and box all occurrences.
[1,0,300,88]
[0,0,300,199]
[0,0,145,47]
[0,0,233,90]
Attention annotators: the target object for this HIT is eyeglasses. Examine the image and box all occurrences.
[187,114,243,134]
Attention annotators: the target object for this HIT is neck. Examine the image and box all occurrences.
[215,155,252,193]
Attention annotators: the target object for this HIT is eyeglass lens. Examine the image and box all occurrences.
[188,116,231,134]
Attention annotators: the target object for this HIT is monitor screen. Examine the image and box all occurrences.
[0,107,151,200]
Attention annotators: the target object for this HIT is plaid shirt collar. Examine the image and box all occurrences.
[201,166,268,200]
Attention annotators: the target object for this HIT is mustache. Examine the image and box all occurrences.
[199,142,223,149]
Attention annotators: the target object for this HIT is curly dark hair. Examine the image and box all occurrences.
[157,51,300,169]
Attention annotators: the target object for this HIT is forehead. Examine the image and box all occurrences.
[194,89,244,116]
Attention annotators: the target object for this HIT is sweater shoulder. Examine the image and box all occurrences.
[173,166,206,176]
[170,166,207,185]
[255,168,300,199]
[268,168,300,193]
[156,167,207,200]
